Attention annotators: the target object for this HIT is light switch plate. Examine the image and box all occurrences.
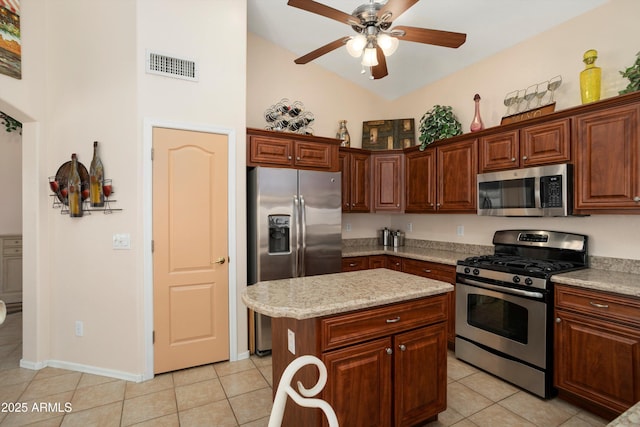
[113,233,131,250]
[287,329,295,355]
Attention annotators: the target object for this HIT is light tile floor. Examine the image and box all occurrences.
[0,312,610,426]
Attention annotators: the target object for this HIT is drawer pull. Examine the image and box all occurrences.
[589,301,609,309]
[386,316,401,323]
[386,348,393,355]
[349,263,357,267]
[399,344,406,351]
[423,269,431,273]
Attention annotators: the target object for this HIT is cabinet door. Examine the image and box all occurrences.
[350,151,371,212]
[341,257,369,272]
[394,323,447,427]
[479,130,519,172]
[248,135,293,167]
[322,337,393,427]
[294,141,334,170]
[405,149,436,212]
[573,104,640,212]
[373,153,404,212]
[437,139,478,212]
[554,309,640,415]
[520,118,571,167]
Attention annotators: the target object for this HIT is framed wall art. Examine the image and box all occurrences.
[362,118,415,150]
[0,0,20,80]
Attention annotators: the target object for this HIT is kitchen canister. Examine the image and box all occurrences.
[392,230,405,247]
[378,228,391,246]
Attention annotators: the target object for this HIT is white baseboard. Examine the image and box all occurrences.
[236,350,250,361]
[20,358,145,383]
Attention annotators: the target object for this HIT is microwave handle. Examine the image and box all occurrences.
[535,177,542,209]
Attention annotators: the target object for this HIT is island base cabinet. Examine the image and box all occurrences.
[270,295,449,427]
[554,310,640,419]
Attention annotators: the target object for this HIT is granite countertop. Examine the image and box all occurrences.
[342,245,473,266]
[344,243,640,298]
[242,268,454,320]
[552,269,640,298]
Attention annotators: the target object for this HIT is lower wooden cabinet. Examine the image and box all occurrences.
[369,255,387,269]
[341,256,369,272]
[554,284,640,419]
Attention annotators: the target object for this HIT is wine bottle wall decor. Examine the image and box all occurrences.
[48,142,121,216]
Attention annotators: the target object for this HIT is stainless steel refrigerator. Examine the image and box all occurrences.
[247,167,342,355]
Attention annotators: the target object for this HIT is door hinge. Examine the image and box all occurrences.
[152,331,155,344]
[151,240,154,253]
[151,147,154,160]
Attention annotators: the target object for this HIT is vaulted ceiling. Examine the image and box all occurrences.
[248,0,607,100]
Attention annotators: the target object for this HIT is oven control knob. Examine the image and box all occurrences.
[464,267,471,274]
[512,275,521,283]
[472,269,480,276]
[525,278,533,286]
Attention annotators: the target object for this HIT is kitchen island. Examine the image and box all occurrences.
[242,268,454,427]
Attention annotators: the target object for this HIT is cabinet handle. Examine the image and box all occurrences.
[399,344,406,351]
[522,156,528,161]
[589,301,609,309]
[288,155,292,160]
[349,263,357,267]
[394,262,400,266]
[423,269,431,273]
[386,316,401,323]
[386,348,393,355]
[296,156,301,160]
[634,196,640,202]
[511,158,516,162]
[436,203,441,207]
[555,317,561,323]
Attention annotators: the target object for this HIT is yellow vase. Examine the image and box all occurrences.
[580,49,601,104]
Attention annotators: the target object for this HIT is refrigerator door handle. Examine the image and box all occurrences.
[293,195,300,277]
[299,195,307,277]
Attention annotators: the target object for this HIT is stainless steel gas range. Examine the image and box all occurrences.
[455,230,588,398]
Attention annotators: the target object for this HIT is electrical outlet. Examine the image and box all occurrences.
[345,223,352,232]
[407,223,413,232]
[456,225,464,236]
[287,329,296,355]
[75,321,84,337]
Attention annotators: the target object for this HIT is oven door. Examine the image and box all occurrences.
[456,278,548,368]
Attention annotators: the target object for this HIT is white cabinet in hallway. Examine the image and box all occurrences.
[0,235,22,304]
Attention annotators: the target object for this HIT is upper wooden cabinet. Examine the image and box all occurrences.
[405,139,477,213]
[247,128,340,172]
[573,103,640,213]
[339,147,371,212]
[479,118,571,172]
[372,151,404,212]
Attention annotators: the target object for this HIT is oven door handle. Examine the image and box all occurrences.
[459,277,544,299]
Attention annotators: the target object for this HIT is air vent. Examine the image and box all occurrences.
[145,50,198,82]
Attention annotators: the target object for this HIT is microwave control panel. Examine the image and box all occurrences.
[540,175,563,208]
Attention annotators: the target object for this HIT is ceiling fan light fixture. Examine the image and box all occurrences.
[361,46,378,67]
[377,33,399,56]
[346,34,367,57]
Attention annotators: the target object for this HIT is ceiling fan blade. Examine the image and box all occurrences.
[294,37,350,64]
[287,0,355,25]
[394,25,467,48]
[378,0,420,21]
[371,46,388,79]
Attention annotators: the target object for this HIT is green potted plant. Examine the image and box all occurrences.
[418,105,462,150]
[619,51,640,95]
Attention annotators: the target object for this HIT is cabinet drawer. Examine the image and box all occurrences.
[2,238,22,247]
[401,259,455,283]
[320,295,447,351]
[555,285,640,327]
[341,257,368,272]
[3,247,22,256]
[387,256,402,271]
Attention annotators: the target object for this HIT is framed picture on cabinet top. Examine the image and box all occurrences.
[362,118,415,150]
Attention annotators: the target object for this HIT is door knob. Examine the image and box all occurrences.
[213,257,226,265]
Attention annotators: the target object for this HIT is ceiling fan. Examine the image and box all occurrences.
[287,0,467,79]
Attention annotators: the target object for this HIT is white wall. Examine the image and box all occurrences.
[247,0,640,261]
[0,129,21,234]
[1,0,247,379]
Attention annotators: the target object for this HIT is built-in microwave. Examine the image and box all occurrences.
[477,164,573,216]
